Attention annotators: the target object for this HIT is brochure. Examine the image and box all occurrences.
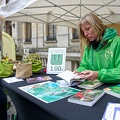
[103,84,120,98]
[26,76,53,83]
[3,77,24,83]
[102,102,120,120]
[56,70,85,86]
[18,81,80,103]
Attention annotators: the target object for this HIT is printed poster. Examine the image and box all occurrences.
[18,81,80,103]
[46,48,66,74]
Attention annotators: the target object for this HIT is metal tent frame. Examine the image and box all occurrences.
[0,0,120,28]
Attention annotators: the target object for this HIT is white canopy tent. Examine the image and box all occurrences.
[0,0,120,28]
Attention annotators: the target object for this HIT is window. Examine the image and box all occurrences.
[4,21,12,36]
[72,28,79,39]
[25,22,31,42]
[47,24,56,41]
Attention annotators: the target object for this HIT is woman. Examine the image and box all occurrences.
[0,16,7,120]
[76,13,120,83]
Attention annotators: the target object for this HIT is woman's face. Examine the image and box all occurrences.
[81,23,97,41]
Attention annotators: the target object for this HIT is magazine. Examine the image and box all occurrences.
[68,89,105,107]
[26,76,53,83]
[18,81,80,103]
[77,79,103,89]
[103,84,120,98]
[56,70,85,86]
[102,102,120,120]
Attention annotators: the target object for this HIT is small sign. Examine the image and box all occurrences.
[46,48,66,74]
[23,49,29,55]
[23,48,29,60]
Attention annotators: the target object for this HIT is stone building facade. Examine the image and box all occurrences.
[10,22,81,71]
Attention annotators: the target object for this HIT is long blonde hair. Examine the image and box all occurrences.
[79,13,107,46]
[78,13,106,58]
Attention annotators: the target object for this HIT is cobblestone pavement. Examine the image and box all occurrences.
[7,95,16,120]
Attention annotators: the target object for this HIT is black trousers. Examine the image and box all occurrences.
[0,85,7,120]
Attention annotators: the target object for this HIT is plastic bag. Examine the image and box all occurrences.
[0,63,13,78]
[32,60,42,73]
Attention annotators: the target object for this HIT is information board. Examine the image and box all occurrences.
[46,48,66,74]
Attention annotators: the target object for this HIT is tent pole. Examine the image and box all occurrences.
[0,22,3,60]
[36,23,38,53]
[43,24,44,47]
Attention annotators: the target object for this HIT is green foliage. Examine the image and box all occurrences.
[23,54,42,73]
[32,60,42,73]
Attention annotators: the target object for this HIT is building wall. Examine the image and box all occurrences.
[12,22,120,51]
[12,22,120,70]
[12,22,80,71]
[12,22,80,49]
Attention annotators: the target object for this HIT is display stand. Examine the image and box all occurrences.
[46,48,66,74]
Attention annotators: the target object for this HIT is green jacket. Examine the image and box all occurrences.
[77,28,120,83]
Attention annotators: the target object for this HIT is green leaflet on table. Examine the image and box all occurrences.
[32,60,42,73]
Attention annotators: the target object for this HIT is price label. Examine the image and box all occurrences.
[50,66,63,71]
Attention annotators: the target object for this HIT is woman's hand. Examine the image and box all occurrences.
[78,70,98,80]
[73,70,79,74]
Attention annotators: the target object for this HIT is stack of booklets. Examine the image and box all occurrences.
[77,79,103,89]
[102,102,120,120]
[68,89,105,107]
[103,84,120,98]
